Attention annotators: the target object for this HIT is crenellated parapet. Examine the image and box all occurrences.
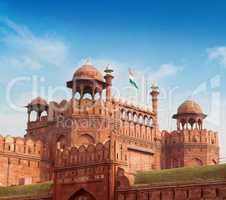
[161,128,219,168]
[47,97,156,123]
[55,141,111,168]
[162,129,218,146]
[48,99,118,120]
[0,135,49,159]
[0,135,51,186]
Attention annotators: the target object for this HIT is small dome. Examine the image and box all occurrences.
[73,63,104,82]
[30,97,48,106]
[177,100,203,114]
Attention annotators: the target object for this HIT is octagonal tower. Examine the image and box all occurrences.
[162,100,219,169]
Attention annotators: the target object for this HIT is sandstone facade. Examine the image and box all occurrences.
[1,62,221,200]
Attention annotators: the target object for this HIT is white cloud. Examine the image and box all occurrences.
[207,46,226,67]
[7,56,43,70]
[149,64,183,82]
[81,59,182,86]
[0,18,70,69]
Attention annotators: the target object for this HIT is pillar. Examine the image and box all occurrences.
[104,66,114,102]
[195,120,198,129]
[150,84,159,126]
[37,111,42,121]
[27,111,31,123]
[177,120,180,130]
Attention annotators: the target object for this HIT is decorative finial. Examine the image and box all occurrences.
[151,82,159,93]
[151,81,159,90]
[104,64,113,74]
[84,58,92,65]
[151,81,157,87]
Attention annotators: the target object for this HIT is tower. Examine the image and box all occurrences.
[163,100,219,169]
[150,84,159,126]
[54,62,117,200]
[104,65,114,102]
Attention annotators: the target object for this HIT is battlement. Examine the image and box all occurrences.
[162,129,218,146]
[48,98,155,120]
[113,97,152,113]
[0,135,51,186]
[0,135,48,158]
[55,141,111,168]
[48,99,117,120]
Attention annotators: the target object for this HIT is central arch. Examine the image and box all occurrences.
[69,189,96,200]
[77,134,95,146]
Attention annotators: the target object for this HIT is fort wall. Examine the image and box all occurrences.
[117,181,226,200]
[0,195,52,200]
[162,129,219,169]
[0,135,51,186]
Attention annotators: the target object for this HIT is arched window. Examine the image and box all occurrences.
[138,115,143,124]
[94,92,101,100]
[144,116,149,125]
[40,110,48,119]
[83,93,93,100]
[74,92,81,100]
[147,117,152,126]
[128,112,132,121]
[30,110,36,122]
[121,109,126,120]
[133,114,138,123]
[188,118,195,129]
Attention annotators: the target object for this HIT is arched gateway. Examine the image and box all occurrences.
[69,189,96,200]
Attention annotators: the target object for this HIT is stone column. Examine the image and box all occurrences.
[27,111,31,123]
[177,120,180,130]
[104,67,114,102]
[150,84,159,126]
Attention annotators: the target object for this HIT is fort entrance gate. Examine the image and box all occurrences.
[69,189,95,200]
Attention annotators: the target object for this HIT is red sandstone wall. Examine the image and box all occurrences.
[117,181,226,200]
[0,195,52,200]
[0,136,51,186]
[54,141,115,200]
[162,129,219,169]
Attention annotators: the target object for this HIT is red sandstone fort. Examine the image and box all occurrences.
[0,62,225,200]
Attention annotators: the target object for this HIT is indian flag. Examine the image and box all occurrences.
[128,68,138,89]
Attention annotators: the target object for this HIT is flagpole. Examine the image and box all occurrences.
[144,73,148,109]
[146,77,148,108]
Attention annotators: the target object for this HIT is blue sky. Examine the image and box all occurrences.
[0,0,226,159]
